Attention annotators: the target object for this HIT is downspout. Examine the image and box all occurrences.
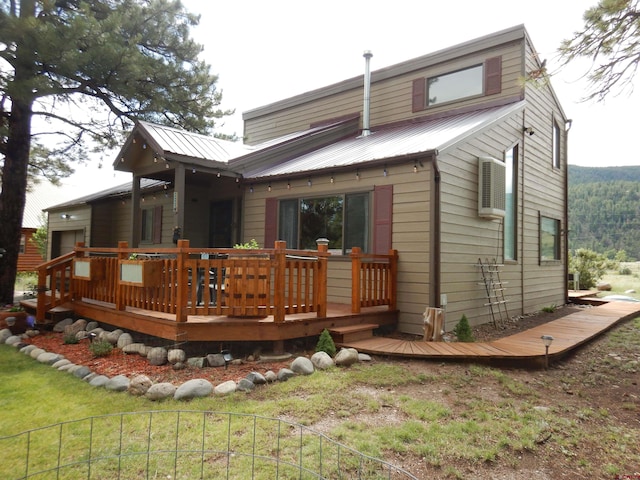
[432,153,442,309]
[564,119,572,303]
[361,51,373,137]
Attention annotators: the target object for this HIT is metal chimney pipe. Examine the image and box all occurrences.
[362,50,373,137]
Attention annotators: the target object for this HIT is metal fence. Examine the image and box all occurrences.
[1,410,418,479]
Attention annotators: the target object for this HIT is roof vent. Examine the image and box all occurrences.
[361,50,373,137]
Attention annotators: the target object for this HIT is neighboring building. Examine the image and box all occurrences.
[46,25,569,333]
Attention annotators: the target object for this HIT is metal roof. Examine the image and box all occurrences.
[244,101,525,178]
[135,121,253,162]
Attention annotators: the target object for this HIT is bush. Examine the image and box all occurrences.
[453,315,474,343]
[620,267,632,275]
[315,329,336,357]
[568,248,618,289]
[63,334,79,345]
[89,340,113,357]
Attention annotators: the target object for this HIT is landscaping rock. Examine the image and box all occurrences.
[311,351,334,370]
[187,357,208,369]
[214,380,237,396]
[358,353,372,362]
[147,347,168,366]
[85,321,99,331]
[20,344,38,355]
[72,365,92,379]
[128,375,153,396]
[117,333,134,349]
[277,368,295,381]
[37,352,62,365]
[105,375,130,392]
[168,348,186,364]
[246,371,267,385]
[105,330,123,345]
[264,370,277,383]
[145,382,177,401]
[122,343,146,355]
[0,328,12,343]
[174,379,213,400]
[63,319,87,338]
[52,358,72,369]
[291,356,314,375]
[53,318,73,332]
[89,375,110,388]
[75,331,89,340]
[335,348,359,367]
[237,378,255,392]
[29,347,46,359]
[206,353,226,367]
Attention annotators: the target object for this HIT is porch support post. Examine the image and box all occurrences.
[174,163,186,236]
[389,249,399,310]
[273,240,286,323]
[72,242,85,301]
[175,239,189,322]
[316,243,328,318]
[130,177,141,247]
[351,247,362,314]
[115,241,128,311]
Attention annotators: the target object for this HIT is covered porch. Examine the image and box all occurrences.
[27,240,399,350]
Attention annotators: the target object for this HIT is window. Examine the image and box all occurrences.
[540,215,561,261]
[19,234,26,254]
[552,120,561,169]
[412,56,502,112]
[140,205,162,244]
[427,65,483,107]
[278,193,369,254]
[504,146,518,261]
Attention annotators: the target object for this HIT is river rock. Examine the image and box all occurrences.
[105,374,130,392]
[311,351,334,370]
[174,379,213,400]
[291,356,314,375]
[335,348,359,366]
[145,383,177,401]
[214,380,237,396]
[128,375,153,396]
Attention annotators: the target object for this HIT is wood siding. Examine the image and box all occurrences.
[17,228,44,271]
[244,41,524,145]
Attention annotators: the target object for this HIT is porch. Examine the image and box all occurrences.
[27,240,399,349]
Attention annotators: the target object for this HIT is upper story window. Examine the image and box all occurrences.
[427,65,483,106]
[540,215,561,262]
[413,56,502,112]
[19,234,26,254]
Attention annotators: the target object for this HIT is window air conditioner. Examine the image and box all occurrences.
[478,156,506,219]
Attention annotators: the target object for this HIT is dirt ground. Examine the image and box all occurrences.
[25,304,640,479]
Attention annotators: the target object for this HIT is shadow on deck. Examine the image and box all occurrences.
[342,301,640,368]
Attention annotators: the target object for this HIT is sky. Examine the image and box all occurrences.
[57,0,638,197]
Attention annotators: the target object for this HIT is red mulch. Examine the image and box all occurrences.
[26,332,292,386]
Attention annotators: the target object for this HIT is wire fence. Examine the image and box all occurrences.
[1,410,418,479]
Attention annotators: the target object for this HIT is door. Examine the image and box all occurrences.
[51,229,85,257]
[209,200,233,247]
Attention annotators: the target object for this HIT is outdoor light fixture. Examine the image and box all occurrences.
[383,165,388,177]
[249,185,254,193]
[307,178,312,187]
[523,126,535,136]
[221,349,233,369]
[330,174,335,184]
[268,183,272,192]
[287,180,291,189]
[60,214,71,219]
[413,161,418,173]
[88,332,97,343]
[355,169,360,180]
[541,335,554,369]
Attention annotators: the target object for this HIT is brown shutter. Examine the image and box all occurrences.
[153,205,162,244]
[484,56,502,95]
[373,185,393,254]
[412,78,426,112]
[264,197,277,248]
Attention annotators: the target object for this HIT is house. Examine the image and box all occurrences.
[45,25,569,336]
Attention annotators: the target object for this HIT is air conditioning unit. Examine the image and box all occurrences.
[478,156,506,219]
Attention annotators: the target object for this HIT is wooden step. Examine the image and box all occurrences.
[329,324,378,344]
[47,306,74,323]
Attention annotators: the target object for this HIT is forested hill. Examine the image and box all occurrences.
[568,165,640,260]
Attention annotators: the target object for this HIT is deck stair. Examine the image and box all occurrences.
[329,323,378,344]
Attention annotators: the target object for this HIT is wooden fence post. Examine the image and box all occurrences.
[316,243,328,318]
[175,239,189,322]
[115,241,128,311]
[273,241,286,323]
[351,247,362,313]
[389,249,398,310]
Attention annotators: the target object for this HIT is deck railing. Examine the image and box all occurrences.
[35,241,396,323]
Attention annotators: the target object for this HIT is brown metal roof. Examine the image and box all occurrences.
[245,101,525,178]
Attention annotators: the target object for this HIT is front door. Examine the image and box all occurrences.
[209,200,233,247]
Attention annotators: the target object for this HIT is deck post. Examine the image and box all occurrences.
[71,242,86,301]
[35,265,48,323]
[351,247,362,313]
[175,239,189,322]
[273,241,287,323]
[115,241,129,311]
[316,243,328,318]
[389,249,398,310]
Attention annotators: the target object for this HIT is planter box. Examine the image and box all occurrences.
[73,258,106,281]
[118,260,163,287]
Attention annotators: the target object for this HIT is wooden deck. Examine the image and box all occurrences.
[342,301,640,367]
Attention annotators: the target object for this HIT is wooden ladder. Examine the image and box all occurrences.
[477,258,509,328]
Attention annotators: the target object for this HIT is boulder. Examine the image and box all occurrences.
[237,378,255,392]
[147,347,168,366]
[277,368,295,382]
[89,375,110,388]
[105,375,130,392]
[128,375,153,396]
[0,328,12,343]
[145,383,177,401]
[63,319,87,338]
[246,372,267,385]
[85,321,99,332]
[214,380,237,396]
[168,348,186,364]
[187,357,208,369]
[264,371,277,383]
[206,353,226,367]
[117,333,134,349]
[335,348,359,367]
[72,366,92,379]
[53,318,73,333]
[311,351,334,370]
[174,379,213,401]
[290,356,314,375]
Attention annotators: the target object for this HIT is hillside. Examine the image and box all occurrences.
[568,165,640,259]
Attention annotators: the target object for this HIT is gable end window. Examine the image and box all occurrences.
[412,56,502,112]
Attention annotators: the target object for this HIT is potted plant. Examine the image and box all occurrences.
[0,304,29,333]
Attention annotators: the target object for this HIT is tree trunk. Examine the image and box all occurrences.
[0,98,33,304]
